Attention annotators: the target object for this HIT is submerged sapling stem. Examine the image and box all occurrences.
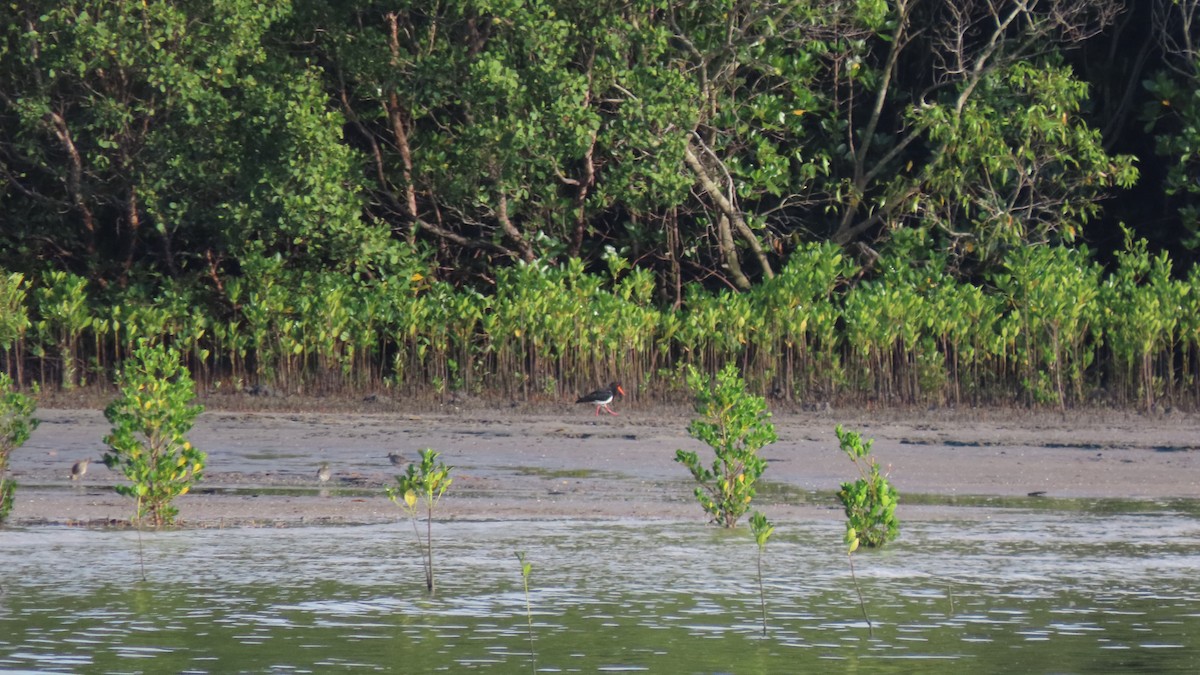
[515,551,535,671]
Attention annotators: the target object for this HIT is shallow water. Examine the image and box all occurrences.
[3,510,1199,673]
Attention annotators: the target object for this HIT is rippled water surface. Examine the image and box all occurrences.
[3,511,1199,673]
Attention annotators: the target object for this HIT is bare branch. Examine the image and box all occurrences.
[1155,0,1200,79]
[684,137,775,285]
[45,111,97,256]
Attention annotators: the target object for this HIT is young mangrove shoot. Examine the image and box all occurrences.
[835,424,900,636]
[675,364,777,527]
[387,448,453,594]
[515,551,536,671]
[749,511,775,636]
[835,425,899,549]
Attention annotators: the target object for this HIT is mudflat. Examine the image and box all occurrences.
[7,399,1199,527]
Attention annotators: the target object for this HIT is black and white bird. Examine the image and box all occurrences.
[576,382,626,416]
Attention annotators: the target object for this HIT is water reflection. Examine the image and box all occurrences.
[1,512,1198,673]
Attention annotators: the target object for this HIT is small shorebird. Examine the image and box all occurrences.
[388,452,405,468]
[577,382,626,416]
[70,458,90,482]
[317,463,332,484]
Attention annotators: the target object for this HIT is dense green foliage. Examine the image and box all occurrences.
[1,235,1198,409]
[0,373,39,523]
[0,1,1198,409]
[102,341,206,528]
[676,364,778,528]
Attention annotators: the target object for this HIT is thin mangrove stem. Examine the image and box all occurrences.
[757,547,768,636]
[408,515,431,593]
[136,496,147,583]
[848,552,872,637]
[425,504,435,594]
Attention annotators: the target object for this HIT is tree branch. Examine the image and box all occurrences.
[46,110,97,257]
[683,139,774,288]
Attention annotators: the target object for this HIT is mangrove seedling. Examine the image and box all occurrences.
[387,448,453,593]
[749,511,775,636]
[675,364,778,528]
[515,551,536,670]
[0,374,39,524]
[835,425,899,549]
[102,340,206,528]
[835,424,899,635]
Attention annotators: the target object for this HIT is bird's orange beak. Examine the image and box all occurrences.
[617,385,626,396]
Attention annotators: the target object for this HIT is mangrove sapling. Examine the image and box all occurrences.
[835,425,899,549]
[515,551,536,670]
[835,425,899,636]
[0,374,39,524]
[675,364,778,528]
[387,448,453,594]
[102,340,206,528]
[749,511,775,636]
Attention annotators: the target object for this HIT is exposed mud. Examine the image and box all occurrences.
[7,398,1199,527]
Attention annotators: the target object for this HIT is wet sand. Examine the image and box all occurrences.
[6,400,1200,527]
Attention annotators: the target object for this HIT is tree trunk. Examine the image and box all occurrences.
[496,189,536,263]
[385,12,422,246]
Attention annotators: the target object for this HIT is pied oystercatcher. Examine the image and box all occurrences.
[577,382,626,416]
